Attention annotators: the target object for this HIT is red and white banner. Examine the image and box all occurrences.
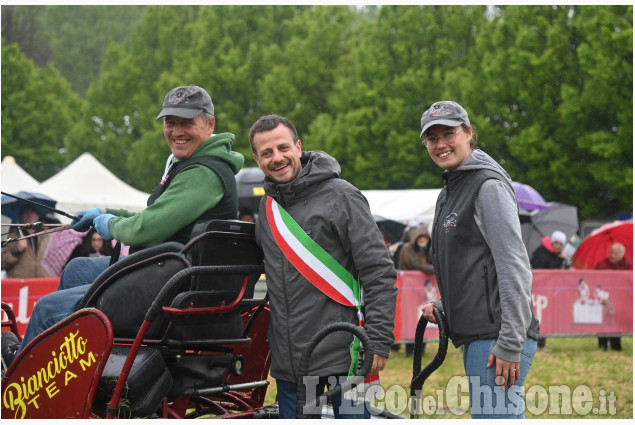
[3,270,633,341]
[530,269,632,336]
[394,269,633,342]
[2,277,59,337]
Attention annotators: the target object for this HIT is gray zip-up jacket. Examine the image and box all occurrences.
[255,150,398,382]
[432,149,539,362]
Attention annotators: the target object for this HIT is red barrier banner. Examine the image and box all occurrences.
[3,270,633,341]
[1,277,59,337]
[531,269,632,336]
[395,271,440,342]
[394,269,632,342]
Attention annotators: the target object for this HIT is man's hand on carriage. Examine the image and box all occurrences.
[71,207,105,231]
[94,213,117,240]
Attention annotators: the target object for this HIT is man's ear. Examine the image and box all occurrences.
[208,116,216,137]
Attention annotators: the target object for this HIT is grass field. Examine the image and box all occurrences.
[264,336,633,419]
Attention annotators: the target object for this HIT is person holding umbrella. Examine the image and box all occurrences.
[595,242,632,271]
[418,101,540,419]
[1,206,52,278]
[595,242,631,351]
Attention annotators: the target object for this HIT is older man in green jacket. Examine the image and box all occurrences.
[7,85,243,361]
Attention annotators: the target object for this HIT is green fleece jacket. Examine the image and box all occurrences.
[106,132,244,248]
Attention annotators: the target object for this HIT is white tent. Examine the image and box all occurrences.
[36,153,150,223]
[361,189,441,225]
[1,156,42,226]
[1,156,40,192]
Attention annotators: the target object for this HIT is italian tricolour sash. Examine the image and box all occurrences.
[266,196,379,386]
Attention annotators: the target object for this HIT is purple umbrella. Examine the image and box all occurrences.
[512,181,548,210]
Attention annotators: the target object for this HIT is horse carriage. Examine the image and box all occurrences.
[1,219,447,419]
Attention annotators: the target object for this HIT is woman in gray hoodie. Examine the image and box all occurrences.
[419,101,540,419]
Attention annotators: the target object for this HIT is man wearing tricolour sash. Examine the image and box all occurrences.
[249,115,398,419]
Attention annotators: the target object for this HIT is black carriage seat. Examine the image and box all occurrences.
[162,220,267,401]
[81,220,265,417]
[78,241,191,339]
[169,219,264,342]
[183,219,263,296]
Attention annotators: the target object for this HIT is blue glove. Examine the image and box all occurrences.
[71,207,103,231]
[93,214,117,241]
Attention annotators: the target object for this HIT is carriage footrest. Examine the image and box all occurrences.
[95,345,173,418]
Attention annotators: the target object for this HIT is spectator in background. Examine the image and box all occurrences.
[595,242,631,351]
[238,207,255,223]
[389,225,419,268]
[65,228,113,267]
[1,206,52,278]
[530,230,569,270]
[595,242,632,270]
[530,230,569,350]
[398,227,434,274]
[398,226,434,356]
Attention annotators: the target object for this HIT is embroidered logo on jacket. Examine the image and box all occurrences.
[443,212,458,232]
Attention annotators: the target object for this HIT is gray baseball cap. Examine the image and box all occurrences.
[420,101,470,137]
[156,85,214,120]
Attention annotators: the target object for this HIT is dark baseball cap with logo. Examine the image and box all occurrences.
[156,85,214,120]
[420,101,470,137]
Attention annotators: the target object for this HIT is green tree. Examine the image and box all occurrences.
[1,43,85,180]
[257,6,356,138]
[37,6,145,96]
[66,6,204,189]
[1,5,145,96]
[176,5,312,168]
[67,5,311,191]
[453,5,632,219]
[307,6,487,190]
[1,5,52,67]
[15,4,629,221]
[557,5,633,219]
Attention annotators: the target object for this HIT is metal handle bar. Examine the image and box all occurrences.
[295,322,374,418]
[410,306,449,419]
[144,264,265,322]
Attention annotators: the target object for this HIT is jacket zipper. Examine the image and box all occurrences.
[482,265,495,323]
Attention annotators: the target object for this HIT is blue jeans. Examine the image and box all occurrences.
[18,257,112,353]
[463,337,537,419]
[277,376,371,419]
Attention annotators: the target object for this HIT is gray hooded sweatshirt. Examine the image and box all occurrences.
[255,150,398,382]
[432,149,539,362]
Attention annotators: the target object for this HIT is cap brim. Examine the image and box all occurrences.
[420,119,464,137]
[156,107,203,120]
